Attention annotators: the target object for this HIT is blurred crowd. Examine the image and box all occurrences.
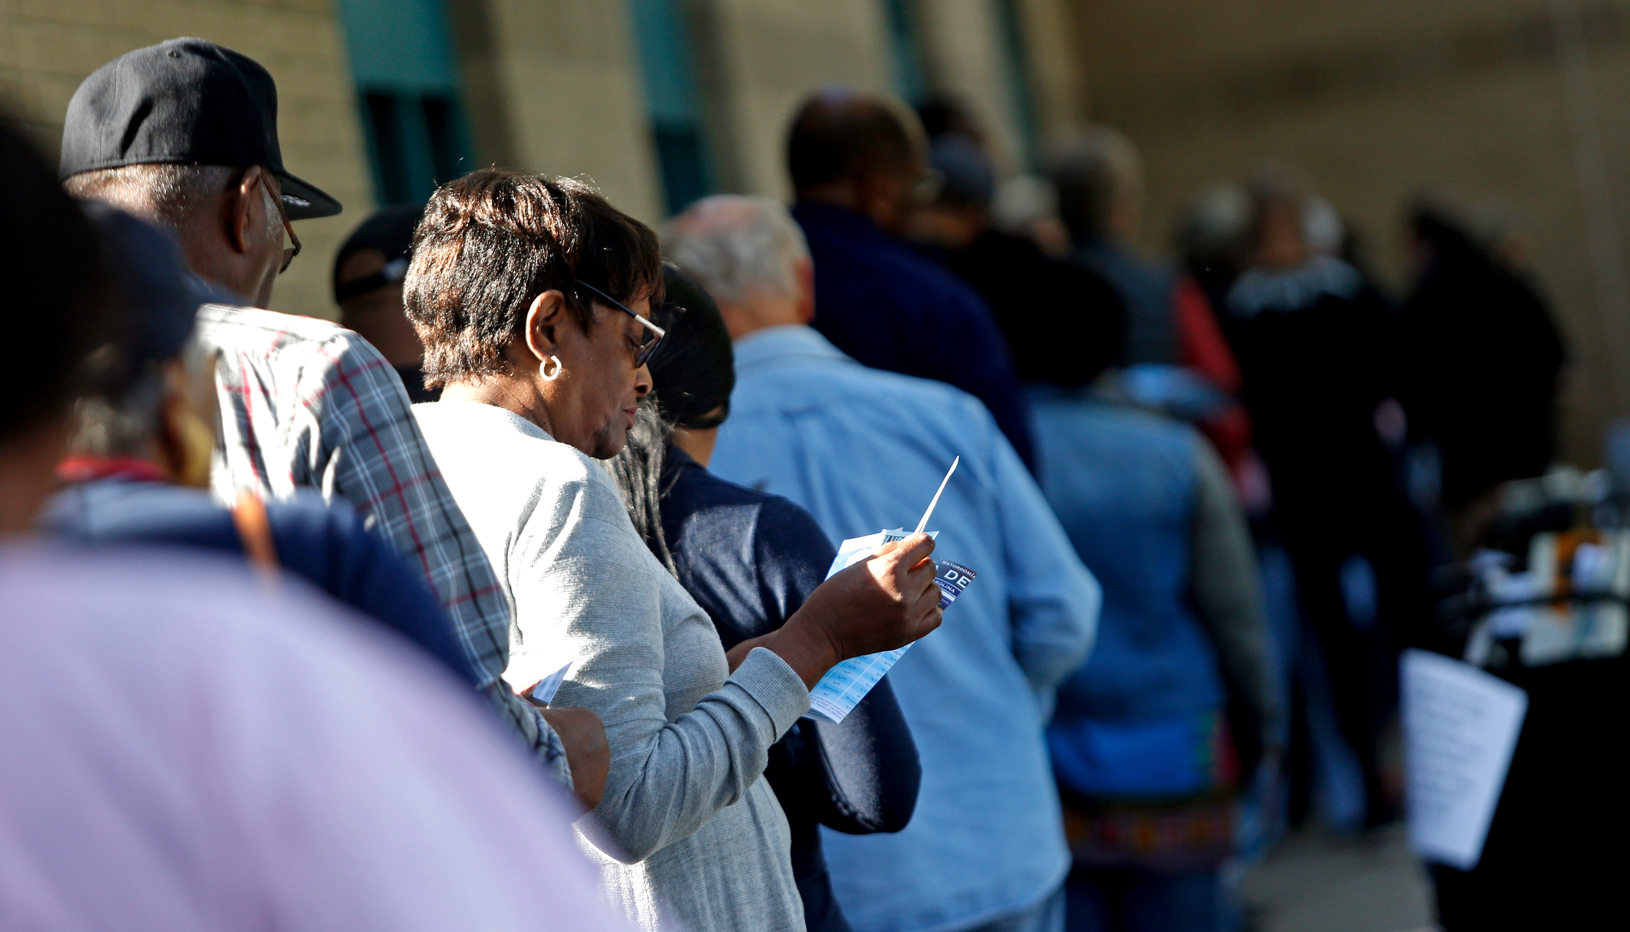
[1,34,1606,932]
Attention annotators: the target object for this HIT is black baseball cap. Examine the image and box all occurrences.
[333,203,425,303]
[60,37,342,220]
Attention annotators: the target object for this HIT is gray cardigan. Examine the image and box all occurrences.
[416,402,810,932]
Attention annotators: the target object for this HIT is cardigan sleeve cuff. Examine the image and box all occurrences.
[728,647,811,737]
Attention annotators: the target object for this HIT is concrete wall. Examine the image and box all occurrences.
[0,0,1056,315]
[448,0,664,221]
[1014,0,1089,140]
[915,0,1085,173]
[1068,0,1630,465]
[0,0,374,322]
[918,0,1025,168]
[691,0,894,201]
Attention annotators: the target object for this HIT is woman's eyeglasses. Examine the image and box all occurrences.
[257,172,301,273]
[574,280,666,368]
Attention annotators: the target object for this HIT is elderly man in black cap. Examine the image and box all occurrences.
[45,204,481,690]
[59,38,606,809]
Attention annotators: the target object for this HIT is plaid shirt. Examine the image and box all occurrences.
[197,305,570,785]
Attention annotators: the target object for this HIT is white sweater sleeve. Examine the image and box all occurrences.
[513,456,809,864]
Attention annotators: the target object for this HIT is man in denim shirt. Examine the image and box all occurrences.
[670,195,1101,932]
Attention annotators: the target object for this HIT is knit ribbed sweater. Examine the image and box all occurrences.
[416,401,810,932]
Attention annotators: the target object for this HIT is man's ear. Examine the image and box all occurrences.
[223,168,261,258]
[852,170,888,228]
[794,258,816,325]
[523,290,568,362]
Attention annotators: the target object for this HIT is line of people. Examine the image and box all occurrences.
[11,29,1528,932]
[2,37,1109,932]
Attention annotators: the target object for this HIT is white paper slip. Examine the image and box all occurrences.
[1400,649,1528,870]
[805,531,976,724]
[528,662,572,706]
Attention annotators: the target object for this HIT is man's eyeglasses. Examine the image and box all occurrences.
[574,279,666,368]
[257,172,301,274]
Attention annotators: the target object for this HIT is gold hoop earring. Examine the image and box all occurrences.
[542,354,563,382]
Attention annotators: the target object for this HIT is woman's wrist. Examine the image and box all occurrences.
[761,621,841,690]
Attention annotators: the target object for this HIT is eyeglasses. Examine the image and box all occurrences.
[257,172,301,273]
[574,279,666,368]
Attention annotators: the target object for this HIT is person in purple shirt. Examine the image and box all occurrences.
[786,87,1036,469]
[0,111,629,932]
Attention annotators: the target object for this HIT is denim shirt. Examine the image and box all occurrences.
[711,326,1101,932]
[1028,390,1229,799]
[1030,391,1227,725]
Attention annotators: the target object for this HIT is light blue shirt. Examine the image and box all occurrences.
[711,326,1101,932]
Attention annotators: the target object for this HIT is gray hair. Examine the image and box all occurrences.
[1046,126,1143,243]
[63,163,250,229]
[665,195,810,305]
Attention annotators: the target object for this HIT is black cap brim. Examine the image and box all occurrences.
[275,169,342,220]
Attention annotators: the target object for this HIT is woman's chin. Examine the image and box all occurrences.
[589,426,630,460]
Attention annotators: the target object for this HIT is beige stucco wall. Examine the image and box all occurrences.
[911,0,1088,171]
[1013,0,1087,141]
[449,0,665,222]
[1069,0,1630,466]
[0,0,1062,313]
[0,0,374,322]
[681,0,895,202]
[917,0,1026,169]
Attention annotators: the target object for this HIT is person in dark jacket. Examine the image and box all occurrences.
[605,266,922,932]
[910,133,1127,392]
[1402,200,1567,541]
[1223,170,1432,829]
[785,87,1036,469]
[43,204,477,687]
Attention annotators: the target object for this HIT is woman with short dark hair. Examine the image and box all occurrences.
[408,169,944,932]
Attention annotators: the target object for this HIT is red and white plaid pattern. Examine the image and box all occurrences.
[198,304,570,784]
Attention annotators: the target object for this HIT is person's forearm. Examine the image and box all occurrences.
[1189,439,1282,746]
[759,623,840,691]
[484,679,575,788]
[996,435,1102,691]
[580,648,809,863]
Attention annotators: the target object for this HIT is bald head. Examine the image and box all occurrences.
[786,87,928,234]
[666,195,814,340]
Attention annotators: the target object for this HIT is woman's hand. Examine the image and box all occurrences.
[761,533,944,690]
[520,684,611,813]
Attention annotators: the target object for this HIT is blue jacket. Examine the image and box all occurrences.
[661,447,920,932]
[1033,397,1225,724]
[43,478,478,685]
[1030,388,1277,798]
[711,325,1100,932]
[793,201,1036,469]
